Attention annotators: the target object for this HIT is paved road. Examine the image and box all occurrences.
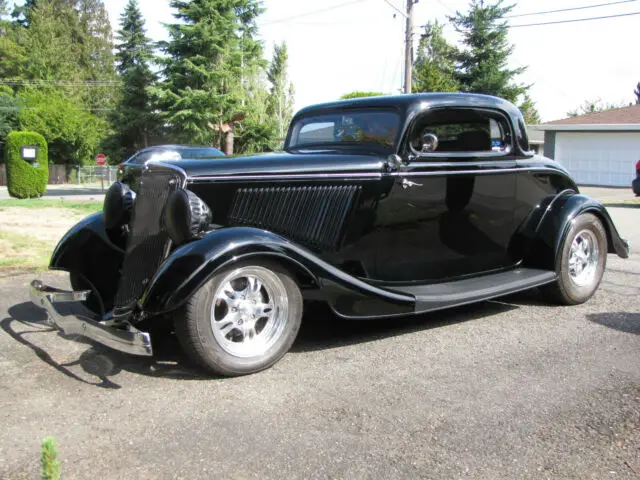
[0,207,639,479]
[0,184,106,202]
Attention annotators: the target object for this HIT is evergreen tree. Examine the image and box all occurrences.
[449,0,526,103]
[634,82,640,104]
[267,42,294,138]
[113,0,160,156]
[519,93,541,124]
[74,0,119,111]
[412,21,459,93]
[153,0,264,153]
[234,68,280,154]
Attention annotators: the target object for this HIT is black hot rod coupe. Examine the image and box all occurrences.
[30,93,630,376]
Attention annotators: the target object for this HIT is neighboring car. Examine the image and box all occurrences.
[633,159,640,196]
[117,145,225,191]
[30,93,630,377]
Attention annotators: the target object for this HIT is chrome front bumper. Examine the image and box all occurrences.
[29,280,153,356]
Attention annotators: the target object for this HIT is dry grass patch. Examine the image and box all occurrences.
[0,202,102,276]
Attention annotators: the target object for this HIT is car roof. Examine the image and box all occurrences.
[293,92,522,121]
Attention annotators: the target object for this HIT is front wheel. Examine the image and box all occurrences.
[540,213,607,305]
[174,260,303,376]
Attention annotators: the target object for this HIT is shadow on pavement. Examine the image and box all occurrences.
[4,294,524,386]
[2,302,211,389]
[586,312,640,335]
[291,299,518,353]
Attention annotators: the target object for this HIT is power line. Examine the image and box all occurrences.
[509,10,640,27]
[506,0,637,18]
[260,0,371,26]
[382,0,407,18]
[0,79,120,87]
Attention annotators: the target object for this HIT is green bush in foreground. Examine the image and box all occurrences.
[5,131,48,199]
[40,436,61,480]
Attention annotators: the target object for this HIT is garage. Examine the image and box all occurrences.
[538,105,640,187]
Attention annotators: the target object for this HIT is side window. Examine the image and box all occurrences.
[409,108,513,159]
[298,122,335,145]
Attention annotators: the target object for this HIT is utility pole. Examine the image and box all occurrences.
[403,0,415,94]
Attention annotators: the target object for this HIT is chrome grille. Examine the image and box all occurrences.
[228,185,361,250]
[113,167,183,319]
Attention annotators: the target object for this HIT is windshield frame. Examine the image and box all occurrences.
[285,107,402,154]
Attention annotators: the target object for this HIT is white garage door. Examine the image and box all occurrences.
[555,132,640,187]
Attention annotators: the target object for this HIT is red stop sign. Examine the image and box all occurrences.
[96,153,107,166]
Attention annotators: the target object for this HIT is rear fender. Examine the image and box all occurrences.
[523,193,630,270]
[140,227,415,319]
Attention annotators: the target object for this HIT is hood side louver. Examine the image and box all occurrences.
[228,185,361,251]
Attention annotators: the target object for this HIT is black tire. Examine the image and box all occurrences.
[174,260,303,377]
[540,213,607,305]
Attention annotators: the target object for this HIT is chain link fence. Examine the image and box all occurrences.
[77,166,119,187]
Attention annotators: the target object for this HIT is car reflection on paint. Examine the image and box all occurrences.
[117,145,225,191]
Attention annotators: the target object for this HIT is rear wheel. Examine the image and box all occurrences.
[540,213,607,305]
[174,260,303,376]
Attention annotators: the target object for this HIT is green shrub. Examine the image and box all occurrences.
[40,436,61,480]
[5,131,48,199]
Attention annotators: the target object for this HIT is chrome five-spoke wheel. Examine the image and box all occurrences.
[541,213,607,305]
[568,230,599,287]
[174,260,303,376]
[211,267,289,358]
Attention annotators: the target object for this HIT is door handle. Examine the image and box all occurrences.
[402,178,422,189]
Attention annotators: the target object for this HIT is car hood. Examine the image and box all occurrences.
[162,151,387,179]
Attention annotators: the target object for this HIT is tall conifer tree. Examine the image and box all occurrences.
[114,0,159,155]
[267,42,294,138]
[449,0,526,103]
[153,0,264,153]
[412,21,459,93]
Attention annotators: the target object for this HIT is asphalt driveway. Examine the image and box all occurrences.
[0,207,639,479]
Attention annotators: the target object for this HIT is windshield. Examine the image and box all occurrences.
[288,110,400,151]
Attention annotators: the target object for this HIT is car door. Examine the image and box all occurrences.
[366,107,519,283]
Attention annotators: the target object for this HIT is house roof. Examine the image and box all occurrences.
[526,125,545,144]
[543,104,640,126]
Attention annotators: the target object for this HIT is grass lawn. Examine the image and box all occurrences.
[0,200,103,275]
[0,199,103,215]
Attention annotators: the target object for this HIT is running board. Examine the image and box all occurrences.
[387,268,557,314]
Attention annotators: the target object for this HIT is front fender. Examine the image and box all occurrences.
[49,212,125,313]
[140,227,415,319]
[524,193,630,270]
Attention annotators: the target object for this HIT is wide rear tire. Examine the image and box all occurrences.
[540,213,607,305]
[174,260,303,376]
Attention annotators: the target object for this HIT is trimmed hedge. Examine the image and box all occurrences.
[5,131,48,199]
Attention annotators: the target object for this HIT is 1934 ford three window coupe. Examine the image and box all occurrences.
[30,93,630,376]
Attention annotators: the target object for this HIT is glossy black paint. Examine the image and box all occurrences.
[140,227,415,319]
[50,213,125,314]
[48,93,630,322]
